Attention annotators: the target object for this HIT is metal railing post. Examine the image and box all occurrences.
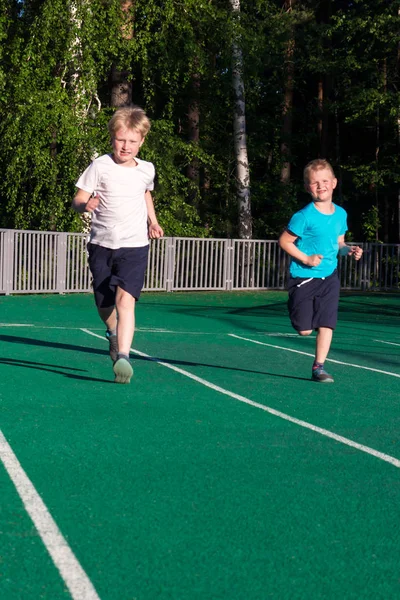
[225,239,234,290]
[56,232,67,294]
[166,237,176,292]
[0,231,5,293]
[362,243,370,290]
[4,230,14,295]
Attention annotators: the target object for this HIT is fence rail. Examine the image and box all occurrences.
[0,229,399,294]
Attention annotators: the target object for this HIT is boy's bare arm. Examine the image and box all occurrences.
[72,189,100,214]
[338,235,363,260]
[145,191,164,239]
[279,229,323,267]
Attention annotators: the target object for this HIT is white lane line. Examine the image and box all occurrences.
[375,340,400,348]
[266,333,299,337]
[0,325,171,332]
[137,330,299,336]
[0,431,100,599]
[229,334,400,379]
[138,330,300,336]
[81,329,400,469]
[0,323,35,327]
[0,324,88,329]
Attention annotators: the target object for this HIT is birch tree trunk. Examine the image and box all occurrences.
[68,1,101,119]
[230,0,252,240]
[68,0,101,232]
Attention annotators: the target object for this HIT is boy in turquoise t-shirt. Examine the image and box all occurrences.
[279,159,363,383]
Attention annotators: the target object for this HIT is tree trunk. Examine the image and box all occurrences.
[317,78,323,153]
[111,0,134,107]
[187,70,200,208]
[397,7,400,242]
[317,75,331,158]
[375,104,380,242]
[68,1,101,119]
[68,0,100,233]
[230,0,252,240]
[381,58,389,242]
[280,1,296,185]
[316,0,332,159]
[334,91,342,198]
[110,65,132,107]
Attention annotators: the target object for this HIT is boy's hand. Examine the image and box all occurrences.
[148,223,164,239]
[85,194,100,213]
[305,254,323,267]
[349,245,363,260]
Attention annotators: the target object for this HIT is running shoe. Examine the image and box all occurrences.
[113,357,133,384]
[312,366,334,383]
[106,331,118,363]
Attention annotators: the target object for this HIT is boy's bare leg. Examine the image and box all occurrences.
[111,288,135,383]
[115,287,135,355]
[97,306,118,362]
[315,327,333,364]
[98,306,118,332]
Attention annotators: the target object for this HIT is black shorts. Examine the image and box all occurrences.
[287,270,340,332]
[87,243,149,308]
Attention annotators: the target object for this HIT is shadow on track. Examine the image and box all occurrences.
[0,334,308,382]
[0,357,113,383]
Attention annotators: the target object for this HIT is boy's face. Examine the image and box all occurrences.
[305,168,337,203]
[112,127,144,166]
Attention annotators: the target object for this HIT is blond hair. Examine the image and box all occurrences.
[303,159,336,184]
[108,105,151,139]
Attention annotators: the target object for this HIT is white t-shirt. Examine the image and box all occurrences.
[75,154,155,249]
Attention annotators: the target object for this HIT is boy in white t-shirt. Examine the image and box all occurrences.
[72,106,163,384]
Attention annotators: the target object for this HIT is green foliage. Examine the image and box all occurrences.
[362,205,381,242]
[0,0,400,242]
[142,120,211,237]
[0,0,116,231]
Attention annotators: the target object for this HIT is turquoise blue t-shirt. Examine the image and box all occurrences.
[287,202,347,278]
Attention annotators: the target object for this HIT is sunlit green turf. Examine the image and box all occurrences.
[0,292,399,599]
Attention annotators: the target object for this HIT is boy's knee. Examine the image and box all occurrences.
[116,287,135,310]
[298,329,313,336]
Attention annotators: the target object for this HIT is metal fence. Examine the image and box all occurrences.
[0,228,399,294]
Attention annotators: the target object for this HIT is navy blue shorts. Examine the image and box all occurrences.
[87,243,149,308]
[287,270,340,332]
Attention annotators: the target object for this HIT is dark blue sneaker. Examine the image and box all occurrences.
[113,357,133,384]
[312,366,334,383]
[105,331,118,363]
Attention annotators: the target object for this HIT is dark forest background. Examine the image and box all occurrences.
[1,0,399,242]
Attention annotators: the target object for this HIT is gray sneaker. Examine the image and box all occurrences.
[312,366,334,383]
[105,331,118,362]
[113,357,133,384]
